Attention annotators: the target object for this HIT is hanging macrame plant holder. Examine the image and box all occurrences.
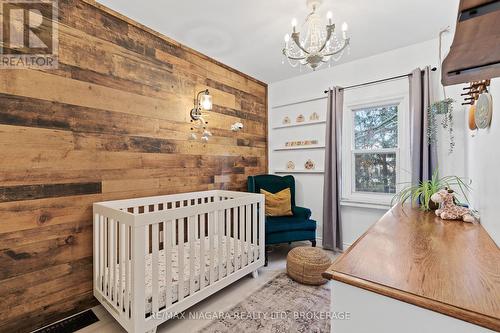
[427,98,455,153]
[427,28,456,154]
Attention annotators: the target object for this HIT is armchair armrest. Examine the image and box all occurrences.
[293,206,312,220]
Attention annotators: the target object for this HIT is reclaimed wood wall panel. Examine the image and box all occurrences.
[0,0,267,331]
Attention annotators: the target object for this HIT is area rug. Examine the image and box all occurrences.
[199,272,331,333]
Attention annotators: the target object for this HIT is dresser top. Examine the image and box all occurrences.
[324,205,500,331]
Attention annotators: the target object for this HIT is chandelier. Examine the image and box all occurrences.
[282,0,350,71]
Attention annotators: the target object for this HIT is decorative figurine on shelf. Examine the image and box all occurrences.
[310,112,320,121]
[304,159,315,170]
[283,116,291,125]
[286,161,295,170]
[430,188,476,223]
[296,114,305,123]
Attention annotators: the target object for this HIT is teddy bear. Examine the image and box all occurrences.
[430,188,475,223]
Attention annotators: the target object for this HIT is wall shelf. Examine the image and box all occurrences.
[272,120,326,129]
[274,169,324,174]
[273,145,325,151]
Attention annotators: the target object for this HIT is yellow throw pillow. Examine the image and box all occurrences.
[260,188,293,217]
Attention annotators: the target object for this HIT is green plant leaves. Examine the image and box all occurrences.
[392,169,472,211]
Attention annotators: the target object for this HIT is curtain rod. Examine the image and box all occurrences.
[324,67,437,93]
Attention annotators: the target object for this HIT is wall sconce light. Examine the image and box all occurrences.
[190,89,213,120]
[190,89,213,142]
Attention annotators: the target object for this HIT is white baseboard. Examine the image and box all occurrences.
[315,237,352,252]
[342,242,352,250]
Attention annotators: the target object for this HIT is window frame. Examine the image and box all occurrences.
[341,94,411,207]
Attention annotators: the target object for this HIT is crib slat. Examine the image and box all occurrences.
[104,217,109,296]
[99,215,105,292]
[189,215,196,297]
[253,204,258,260]
[124,225,130,317]
[200,213,206,290]
[246,204,251,265]
[218,209,223,281]
[94,214,99,289]
[131,225,146,322]
[259,202,265,260]
[178,218,185,301]
[119,223,125,313]
[165,221,172,308]
[111,220,117,303]
[238,206,243,270]
[209,211,215,285]
[195,208,199,239]
[152,223,159,314]
[225,208,231,276]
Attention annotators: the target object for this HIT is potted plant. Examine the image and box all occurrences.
[427,98,456,154]
[392,170,471,211]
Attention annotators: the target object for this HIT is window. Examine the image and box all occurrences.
[353,105,398,194]
[341,88,410,207]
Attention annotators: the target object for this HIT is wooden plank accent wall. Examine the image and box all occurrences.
[0,0,267,331]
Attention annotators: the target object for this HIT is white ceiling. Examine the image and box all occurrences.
[98,0,459,84]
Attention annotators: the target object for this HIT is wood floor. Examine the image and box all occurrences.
[75,243,335,333]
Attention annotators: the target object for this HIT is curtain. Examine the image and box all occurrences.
[409,67,437,185]
[322,87,343,252]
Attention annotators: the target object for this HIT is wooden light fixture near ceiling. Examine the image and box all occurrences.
[442,0,500,85]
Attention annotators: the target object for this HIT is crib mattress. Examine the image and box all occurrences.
[104,236,258,313]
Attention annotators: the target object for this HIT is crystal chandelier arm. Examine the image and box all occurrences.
[291,32,311,55]
[317,24,335,53]
[323,37,350,56]
[282,48,307,60]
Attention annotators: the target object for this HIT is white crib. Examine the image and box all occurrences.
[93,190,265,333]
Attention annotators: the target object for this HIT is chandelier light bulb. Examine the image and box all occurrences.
[291,18,298,32]
[341,22,348,32]
[327,11,333,23]
[284,34,290,42]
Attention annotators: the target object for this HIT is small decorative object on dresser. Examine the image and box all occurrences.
[283,116,291,125]
[286,161,295,170]
[309,112,320,121]
[296,114,305,123]
[304,159,315,170]
[431,189,476,223]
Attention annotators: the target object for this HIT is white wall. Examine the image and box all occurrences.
[270,34,500,247]
[269,38,451,248]
[463,79,500,245]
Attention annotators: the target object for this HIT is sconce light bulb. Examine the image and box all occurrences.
[327,11,333,20]
[291,18,297,28]
[341,22,348,32]
[284,34,290,42]
[200,94,213,111]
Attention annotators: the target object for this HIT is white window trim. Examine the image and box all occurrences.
[341,93,411,206]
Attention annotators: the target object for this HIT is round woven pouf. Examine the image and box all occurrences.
[286,246,331,285]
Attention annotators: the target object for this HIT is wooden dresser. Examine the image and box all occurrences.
[324,205,500,333]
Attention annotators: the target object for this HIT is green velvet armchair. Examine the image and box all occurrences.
[247,174,317,265]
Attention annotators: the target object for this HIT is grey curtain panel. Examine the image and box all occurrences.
[409,67,437,185]
[322,87,343,252]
